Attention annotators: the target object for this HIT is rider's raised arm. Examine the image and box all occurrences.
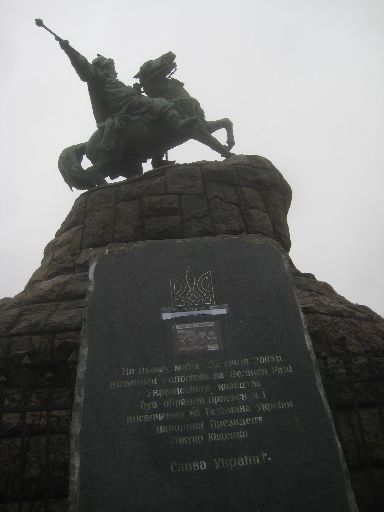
[59,40,98,82]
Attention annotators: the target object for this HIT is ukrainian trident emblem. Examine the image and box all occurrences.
[170,267,215,311]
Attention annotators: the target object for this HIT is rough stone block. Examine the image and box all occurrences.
[0,438,22,499]
[180,195,210,220]
[52,226,83,259]
[75,247,106,271]
[1,413,23,436]
[45,299,85,333]
[119,176,167,200]
[0,499,70,511]
[205,181,238,203]
[86,187,116,211]
[114,200,142,242]
[49,434,70,496]
[43,239,58,259]
[236,166,278,189]
[335,410,360,467]
[82,207,115,249]
[209,198,245,234]
[237,186,266,210]
[3,387,23,410]
[233,154,274,169]
[4,303,56,336]
[53,331,81,362]
[24,437,46,497]
[273,222,291,251]
[14,273,89,307]
[0,307,22,336]
[21,387,52,410]
[242,208,275,237]
[262,190,286,212]
[25,411,48,435]
[183,216,216,237]
[0,297,13,308]
[167,167,204,194]
[28,334,53,364]
[360,408,384,464]
[21,274,70,305]
[45,254,78,281]
[265,204,286,226]
[50,410,72,434]
[27,258,53,285]
[350,469,383,511]
[50,387,74,409]
[202,163,238,184]
[48,498,71,511]
[0,337,10,365]
[8,335,35,358]
[144,215,182,239]
[143,195,179,217]
[61,273,89,300]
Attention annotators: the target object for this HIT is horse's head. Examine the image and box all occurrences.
[134,51,176,86]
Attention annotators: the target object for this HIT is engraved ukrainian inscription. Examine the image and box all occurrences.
[110,354,291,458]
[74,238,355,512]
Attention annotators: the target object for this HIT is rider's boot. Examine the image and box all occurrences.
[164,109,199,134]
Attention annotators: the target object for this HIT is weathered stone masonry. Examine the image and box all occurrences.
[0,155,383,511]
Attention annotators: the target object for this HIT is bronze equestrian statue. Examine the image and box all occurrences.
[35,19,235,190]
[133,51,235,169]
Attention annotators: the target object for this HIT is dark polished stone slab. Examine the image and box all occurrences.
[71,237,356,512]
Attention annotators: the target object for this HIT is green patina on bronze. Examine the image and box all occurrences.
[36,19,235,191]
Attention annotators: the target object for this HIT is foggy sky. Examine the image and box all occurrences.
[1,0,383,316]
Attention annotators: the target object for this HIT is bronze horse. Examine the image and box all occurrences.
[58,52,235,190]
[134,51,235,168]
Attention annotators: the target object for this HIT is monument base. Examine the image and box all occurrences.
[0,156,383,511]
[71,236,356,511]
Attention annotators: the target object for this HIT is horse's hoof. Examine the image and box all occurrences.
[226,139,235,150]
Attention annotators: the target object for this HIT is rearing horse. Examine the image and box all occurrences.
[134,51,235,168]
[36,21,236,190]
[58,48,235,190]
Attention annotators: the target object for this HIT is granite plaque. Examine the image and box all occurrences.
[71,237,356,512]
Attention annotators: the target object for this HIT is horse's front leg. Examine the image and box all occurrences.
[191,121,234,159]
[205,118,235,150]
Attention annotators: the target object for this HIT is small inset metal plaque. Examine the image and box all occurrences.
[172,321,222,352]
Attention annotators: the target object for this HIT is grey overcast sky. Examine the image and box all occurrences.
[0,0,383,315]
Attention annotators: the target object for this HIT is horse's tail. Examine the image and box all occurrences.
[58,143,107,191]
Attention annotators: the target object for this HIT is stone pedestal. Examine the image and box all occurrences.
[73,237,355,511]
[0,155,383,511]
